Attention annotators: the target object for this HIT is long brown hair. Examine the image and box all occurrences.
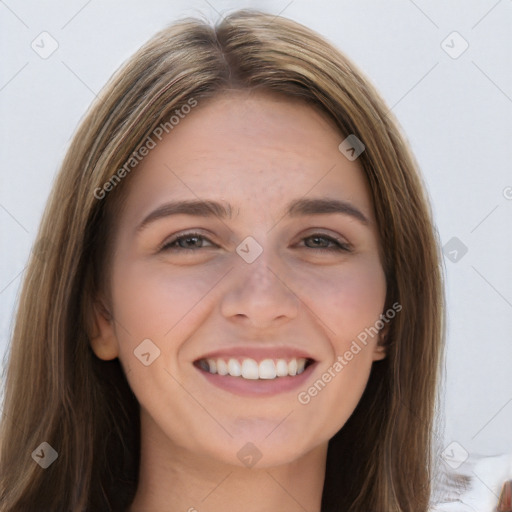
[0,9,445,511]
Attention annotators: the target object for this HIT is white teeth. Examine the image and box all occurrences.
[259,359,277,379]
[228,358,241,377]
[217,359,228,376]
[276,359,288,377]
[207,358,217,374]
[200,357,309,380]
[241,359,259,380]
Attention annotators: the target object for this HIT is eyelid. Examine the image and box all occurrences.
[159,230,216,252]
[297,228,352,250]
[159,229,352,253]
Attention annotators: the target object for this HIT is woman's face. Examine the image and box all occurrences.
[92,91,387,468]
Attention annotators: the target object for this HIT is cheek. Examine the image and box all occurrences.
[108,260,227,416]
[291,259,385,434]
[109,258,227,351]
[291,255,387,342]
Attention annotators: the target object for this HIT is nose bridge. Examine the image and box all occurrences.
[236,240,285,296]
[220,236,299,324]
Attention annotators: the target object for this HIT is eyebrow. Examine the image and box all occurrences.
[136,197,369,231]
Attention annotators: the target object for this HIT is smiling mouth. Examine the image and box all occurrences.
[194,357,315,380]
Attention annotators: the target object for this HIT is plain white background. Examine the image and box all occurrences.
[1,0,511,478]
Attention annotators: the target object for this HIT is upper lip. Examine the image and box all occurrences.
[194,346,317,363]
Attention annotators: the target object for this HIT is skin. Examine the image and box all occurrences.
[91,90,388,512]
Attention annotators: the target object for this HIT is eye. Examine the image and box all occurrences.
[160,232,216,252]
[300,233,351,252]
[159,232,351,253]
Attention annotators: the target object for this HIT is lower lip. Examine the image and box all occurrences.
[195,362,317,397]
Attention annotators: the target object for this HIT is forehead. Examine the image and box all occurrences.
[118,91,375,226]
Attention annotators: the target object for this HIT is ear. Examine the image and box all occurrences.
[89,298,119,361]
[372,321,389,361]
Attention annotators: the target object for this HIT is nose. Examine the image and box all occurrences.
[220,250,299,328]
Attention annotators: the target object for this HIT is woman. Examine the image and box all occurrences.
[0,9,445,511]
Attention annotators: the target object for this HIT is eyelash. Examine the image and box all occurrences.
[160,232,351,253]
